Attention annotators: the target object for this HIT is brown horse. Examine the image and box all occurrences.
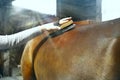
[21,18,120,80]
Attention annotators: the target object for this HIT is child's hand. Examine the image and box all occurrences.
[41,23,61,31]
[41,17,73,31]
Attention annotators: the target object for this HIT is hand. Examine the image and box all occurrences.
[41,17,72,31]
[41,23,61,31]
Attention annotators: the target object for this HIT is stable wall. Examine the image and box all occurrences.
[57,0,101,21]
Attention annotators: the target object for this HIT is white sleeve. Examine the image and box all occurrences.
[0,26,42,50]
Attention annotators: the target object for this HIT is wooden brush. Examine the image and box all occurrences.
[59,20,73,29]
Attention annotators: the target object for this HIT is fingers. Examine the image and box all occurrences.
[56,26,61,30]
[50,25,61,30]
[42,23,61,31]
[42,17,73,32]
[61,17,72,21]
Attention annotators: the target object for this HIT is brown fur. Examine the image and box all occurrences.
[21,19,120,80]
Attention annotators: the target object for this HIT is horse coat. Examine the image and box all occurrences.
[21,18,120,80]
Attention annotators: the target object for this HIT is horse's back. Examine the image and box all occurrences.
[21,19,120,80]
[33,27,117,80]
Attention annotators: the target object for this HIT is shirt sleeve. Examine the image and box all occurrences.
[0,26,42,50]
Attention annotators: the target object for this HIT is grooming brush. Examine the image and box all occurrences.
[54,19,73,29]
[59,20,73,29]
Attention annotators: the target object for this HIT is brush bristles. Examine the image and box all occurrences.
[60,20,73,29]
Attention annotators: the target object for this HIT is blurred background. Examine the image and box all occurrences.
[13,0,120,21]
[0,0,120,79]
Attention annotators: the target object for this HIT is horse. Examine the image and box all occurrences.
[0,4,57,76]
[21,18,120,80]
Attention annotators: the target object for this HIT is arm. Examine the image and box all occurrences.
[0,17,72,50]
[0,26,41,50]
[0,23,60,50]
